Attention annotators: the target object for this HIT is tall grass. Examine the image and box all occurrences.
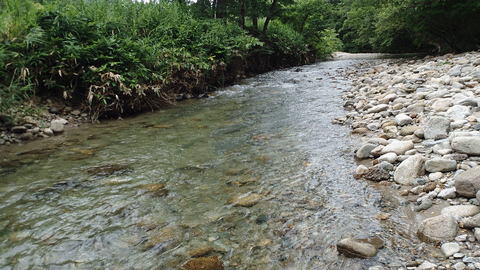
[0,0,314,118]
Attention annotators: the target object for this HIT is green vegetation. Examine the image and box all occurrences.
[0,0,318,119]
[339,0,480,53]
[1,0,479,119]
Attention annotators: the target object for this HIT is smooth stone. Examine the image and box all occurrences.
[452,136,480,155]
[424,116,451,140]
[367,123,380,131]
[477,189,480,202]
[400,126,420,136]
[228,193,261,207]
[415,199,433,212]
[394,155,425,185]
[441,205,480,219]
[50,120,65,134]
[395,113,413,126]
[356,143,378,159]
[432,98,453,112]
[367,104,389,114]
[452,262,466,270]
[425,158,457,172]
[437,188,457,199]
[416,261,437,270]
[445,105,471,122]
[43,128,54,136]
[378,152,398,164]
[455,167,480,197]
[451,120,468,129]
[380,140,414,155]
[336,238,378,259]
[377,161,394,171]
[181,256,224,270]
[429,172,444,181]
[441,242,461,257]
[356,165,369,175]
[417,215,458,243]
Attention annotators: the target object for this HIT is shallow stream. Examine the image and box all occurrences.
[1,57,421,269]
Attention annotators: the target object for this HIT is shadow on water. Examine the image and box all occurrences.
[0,57,420,269]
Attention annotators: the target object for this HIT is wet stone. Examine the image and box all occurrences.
[228,193,261,207]
[337,238,378,259]
[181,256,224,270]
[188,246,213,258]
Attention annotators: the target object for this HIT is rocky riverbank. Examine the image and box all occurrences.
[337,51,480,269]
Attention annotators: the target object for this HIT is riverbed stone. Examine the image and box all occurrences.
[400,126,420,136]
[380,140,414,155]
[424,116,451,140]
[455,166,480,198]
[441,205,480,219]
[417,215,459,243]
[378,152,398,164]
[452,136,480,155]
[356,143,378,159]
[181,256,224,270]
[337,238,378,258]
[438,188,457,199]
[50,120,65,134]
[364,167,390,181]
[395,113,413,126]
[394,155,425,185]
[367,104,389,114]
[460,213,480,229]
[425,158,457,172]
[228,193,261,207]
[441,242,461,257]
[446,105,471,122]
[432,98,453,112]
[11,126,27,134]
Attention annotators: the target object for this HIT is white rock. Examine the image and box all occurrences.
[416,260,437,270]
[441,205,480,219]
[50,120,65,134]
[380,140,414,155]
[43,128,54,136]
[441,242,461,257]
[378,152,398,164]
[429,172,444,181]
[445,105,470,122]
[395,113,413,126]
[393,155,425,185]
[356,165,369,175]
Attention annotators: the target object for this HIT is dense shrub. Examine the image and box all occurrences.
[0,0,314,119]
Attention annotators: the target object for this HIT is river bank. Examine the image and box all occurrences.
[339,51,480,269]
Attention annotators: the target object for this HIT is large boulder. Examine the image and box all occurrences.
[424,117,450,140]
[417,215,458,243]
[394,155,425,185]
[455,166,480,198]
[451,136,480,155]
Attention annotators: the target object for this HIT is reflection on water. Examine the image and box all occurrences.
[0,59,416,269]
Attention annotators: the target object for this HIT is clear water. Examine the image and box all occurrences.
[0,59,419,269]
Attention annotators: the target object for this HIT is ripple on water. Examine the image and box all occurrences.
[0,59,416,269]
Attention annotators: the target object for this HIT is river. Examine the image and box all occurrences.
[0,56,420,269]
